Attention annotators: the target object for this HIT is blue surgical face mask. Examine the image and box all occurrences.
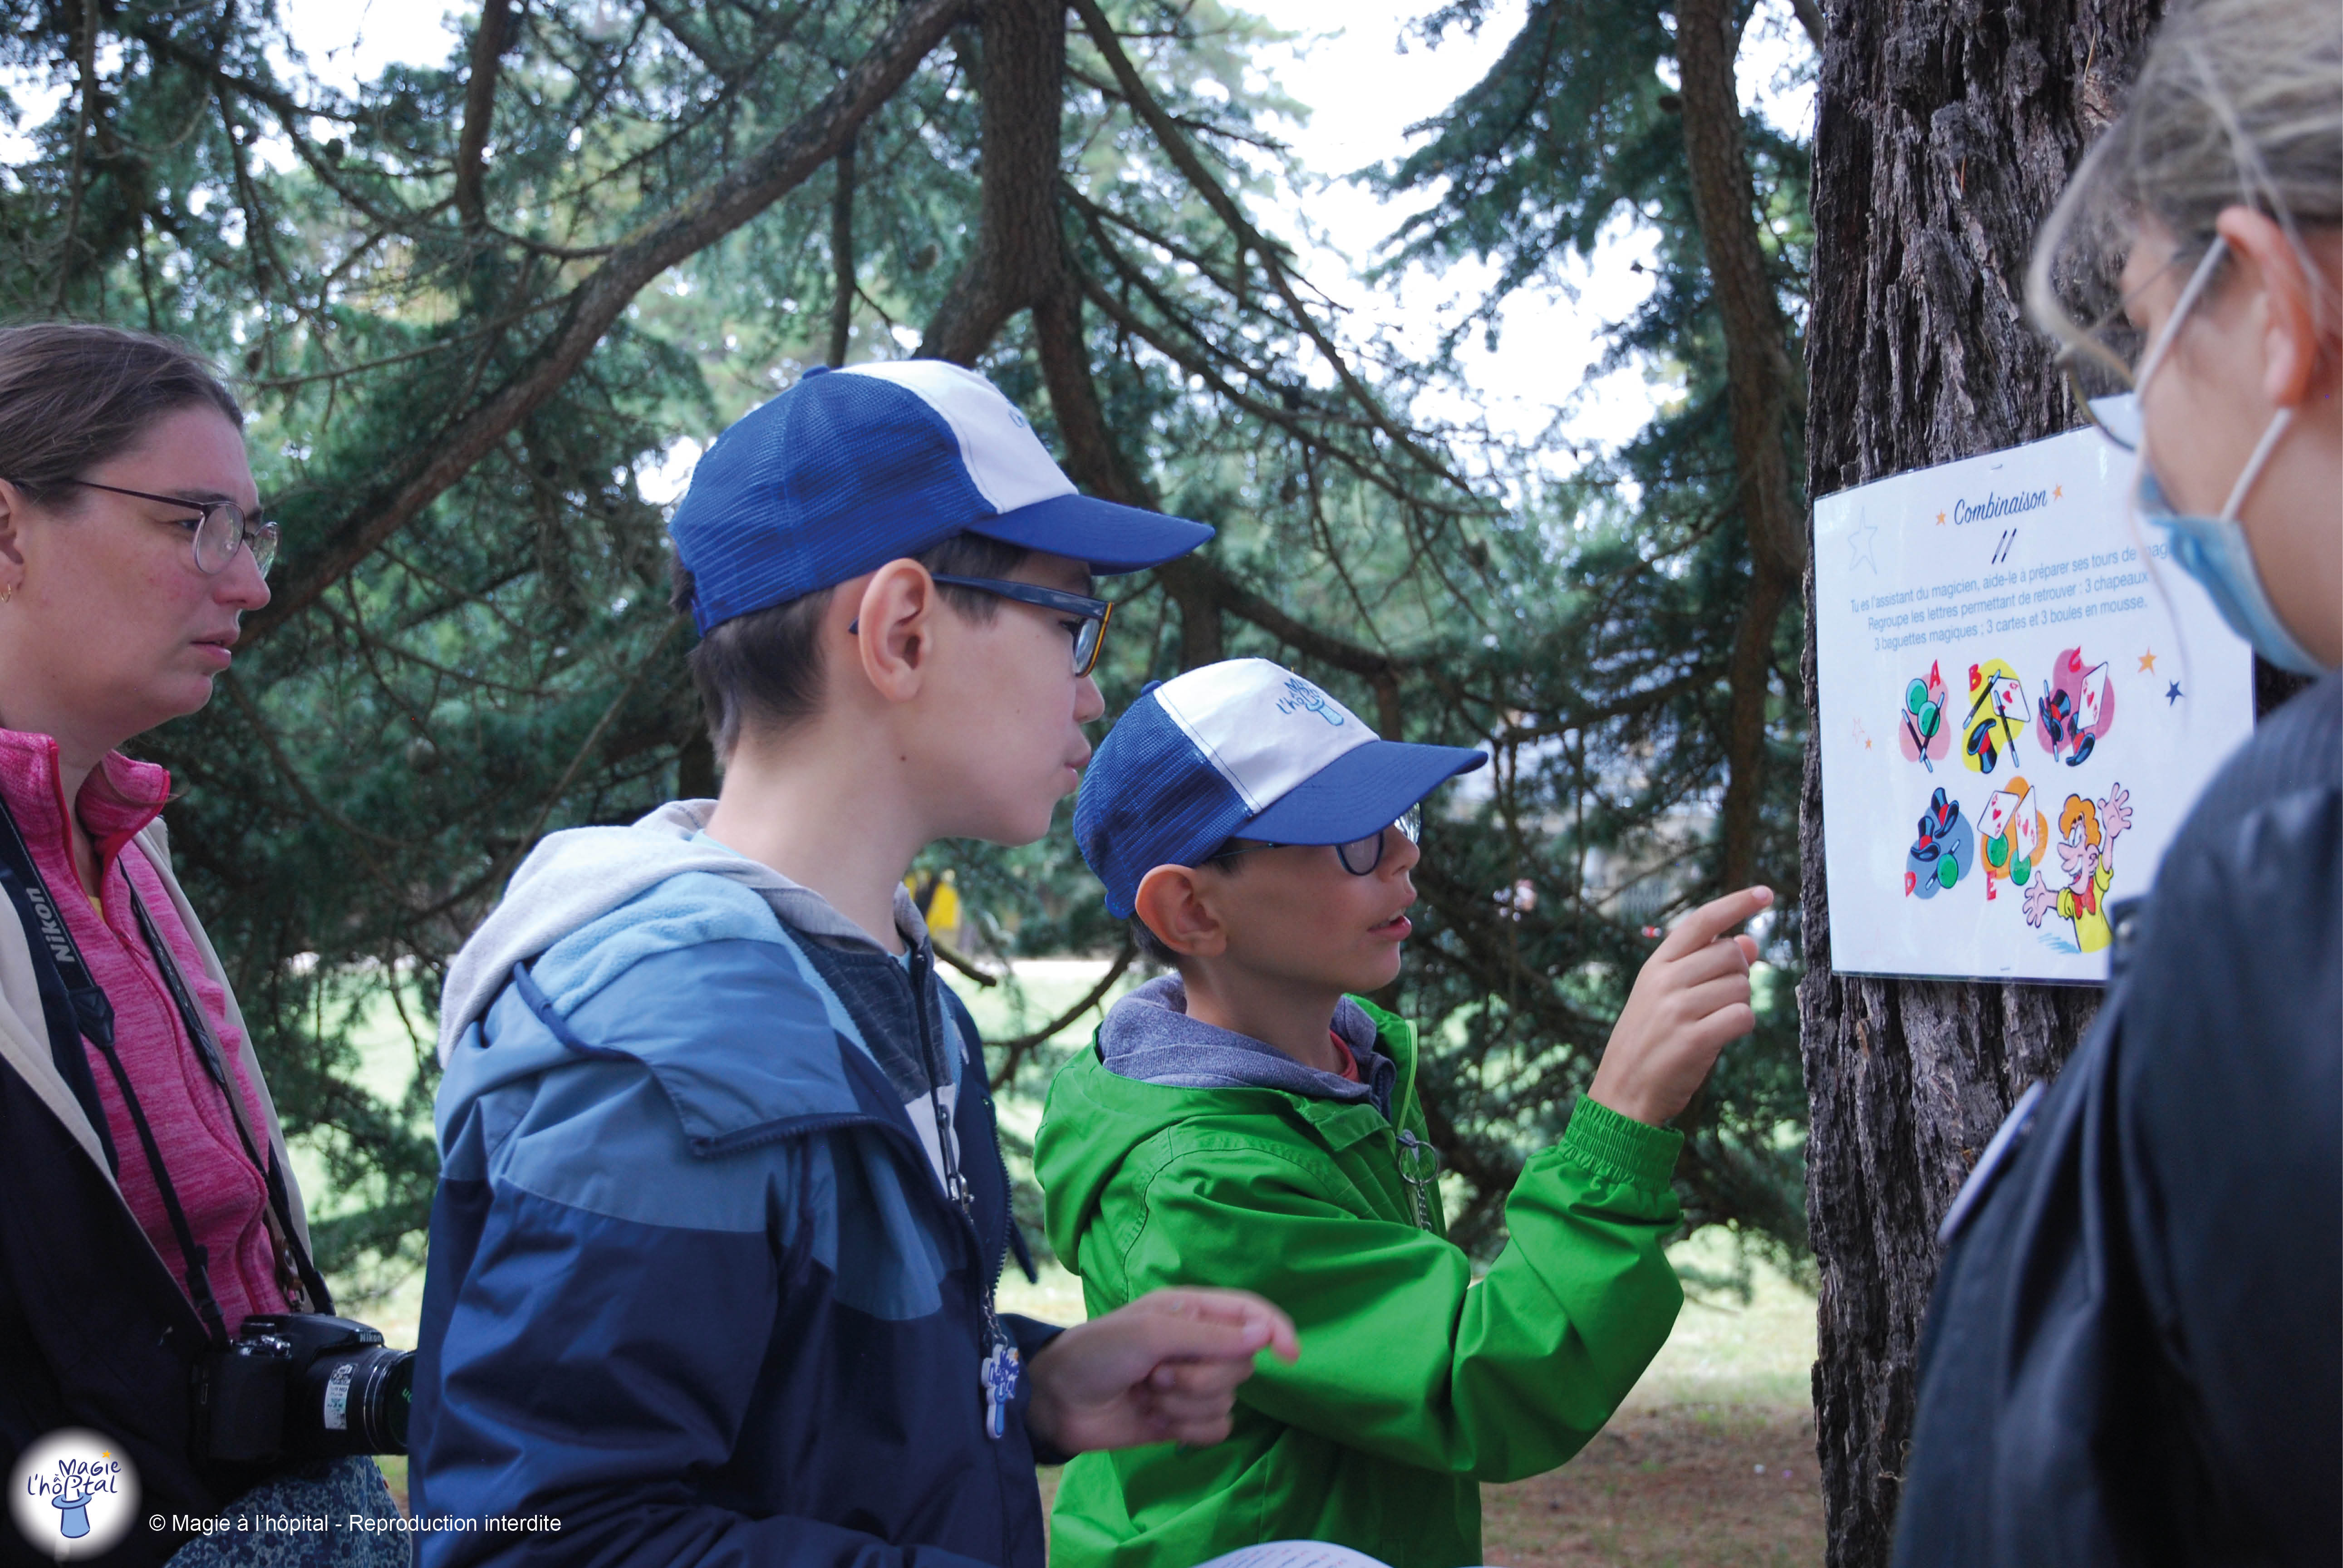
[2137,446,2326,676]
[2130,239,2332,676]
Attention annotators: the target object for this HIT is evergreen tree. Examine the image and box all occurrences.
[0,0,1814,1283]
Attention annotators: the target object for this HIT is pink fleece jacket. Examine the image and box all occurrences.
[0,728,288,1333]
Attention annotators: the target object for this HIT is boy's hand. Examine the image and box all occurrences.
[1025,1288,1300,1454]
[1588,887,1772,1127]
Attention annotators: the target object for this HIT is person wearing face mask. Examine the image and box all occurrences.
[1891,2,2340,1563]
[0,323,403,1566]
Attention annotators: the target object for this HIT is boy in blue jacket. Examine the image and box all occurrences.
[409,361,1297,1568]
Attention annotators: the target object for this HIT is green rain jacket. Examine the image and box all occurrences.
[1035,989,1686,1568]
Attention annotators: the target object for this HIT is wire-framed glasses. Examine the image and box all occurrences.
[929,573,1114,676]
[2054,237,2229,454]
[46,478,279,575]
[1208,804,1423,876]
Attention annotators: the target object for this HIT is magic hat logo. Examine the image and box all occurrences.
[1275,676,1346,726]
[11,1430,138,1559]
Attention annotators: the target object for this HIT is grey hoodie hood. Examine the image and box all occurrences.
[1098,974,1396,1114]
[435,799,923,1067]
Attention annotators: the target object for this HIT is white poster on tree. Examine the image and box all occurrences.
[1812,417,2254,983]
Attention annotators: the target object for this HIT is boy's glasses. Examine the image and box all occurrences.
[929,574,1114,676]
[15,477,278,575]
[1208,805,1422,876]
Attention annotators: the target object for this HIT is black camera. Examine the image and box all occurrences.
[192,1314,414,1464]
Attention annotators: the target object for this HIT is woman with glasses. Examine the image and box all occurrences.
[0,323,399,1564]
[1895,2,2339,1563]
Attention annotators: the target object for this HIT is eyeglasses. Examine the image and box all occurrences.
[929,574,1114,676]
[33,478,279,576]
[1208,804,1422,877]
[2056,238,2229,454]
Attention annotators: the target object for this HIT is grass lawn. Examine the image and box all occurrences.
[331,959,1821,1563]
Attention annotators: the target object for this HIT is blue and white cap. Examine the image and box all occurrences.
[1075,657,1488,919]
[668,360,1214,633]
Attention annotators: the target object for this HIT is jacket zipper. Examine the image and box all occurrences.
[904,949,1016,1424]
[1394,1129,1435,1230]
[902,945,1027,1567]
[1382,1014,1436,1230]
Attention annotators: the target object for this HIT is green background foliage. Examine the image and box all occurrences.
[1,0,1813,1287]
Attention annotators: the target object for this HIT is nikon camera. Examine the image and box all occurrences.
[192,1314,414,1464]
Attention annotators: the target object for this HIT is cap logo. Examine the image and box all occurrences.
[1277,677,1346,726]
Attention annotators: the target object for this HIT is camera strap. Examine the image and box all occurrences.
[125,885,320,1314]
[0,792,318,1339]
[0,795,233,1347]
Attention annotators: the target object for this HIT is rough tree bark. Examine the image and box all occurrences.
[1675,0,1807,893]
[1798,4,2162,1564]
[919,0,1069,362]
[453,0,513,234]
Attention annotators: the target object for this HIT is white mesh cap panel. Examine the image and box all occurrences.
[1152,658,1379,814]
[841,361,1074,513]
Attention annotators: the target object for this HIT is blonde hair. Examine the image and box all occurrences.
[2027,0,2342,372]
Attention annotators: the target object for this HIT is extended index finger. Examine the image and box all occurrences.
[1141,1288,1302,1364]
[1657,886,1773,960]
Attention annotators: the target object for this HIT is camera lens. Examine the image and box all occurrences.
[304,1345,416,1456]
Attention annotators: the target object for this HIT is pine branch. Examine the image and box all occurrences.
[238,0,972,646]
[454,0,514,233]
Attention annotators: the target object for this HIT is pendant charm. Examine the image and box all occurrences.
[980,1342,1022,1440]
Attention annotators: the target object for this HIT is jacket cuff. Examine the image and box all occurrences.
[1003,1314,1076,1466]
[1563,1096,1684,1189]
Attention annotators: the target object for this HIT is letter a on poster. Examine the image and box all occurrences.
[1813,415,2252,983]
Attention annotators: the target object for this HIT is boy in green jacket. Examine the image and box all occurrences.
[1037,657,1772,1568]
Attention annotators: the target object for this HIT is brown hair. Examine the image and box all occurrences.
[673,530,1032,756]
[2029,0,2342,370]
[0,323,243,507]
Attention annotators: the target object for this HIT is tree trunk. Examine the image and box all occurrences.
[919,0,1068,364]
[1799,4,2162,1564]
[1675,0,1806,894]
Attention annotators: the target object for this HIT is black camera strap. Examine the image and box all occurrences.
[0,794,325,1346]
[125,883,321,1313]
[0,798,121,1173]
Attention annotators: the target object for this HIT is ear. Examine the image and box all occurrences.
[1132,864,1228,959]
[848,559,943,704]
[0,480,26,598]
[2216,205,2336,410]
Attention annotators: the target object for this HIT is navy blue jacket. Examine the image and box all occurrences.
[410,863,1057,1568]
[1896,674,2341,1565]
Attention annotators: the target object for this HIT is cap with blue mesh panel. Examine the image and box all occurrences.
[1074,657,1488,919]
[668,360,1214,634]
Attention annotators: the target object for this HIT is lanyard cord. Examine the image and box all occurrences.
[905,944,973,1213]
[0,793,315,1340]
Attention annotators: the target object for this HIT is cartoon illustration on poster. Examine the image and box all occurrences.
[1960,658,2031,776]
[1904,787,1975,898]
[1813,413,2254,982]
[1978,777,2048,903]
[2025,783,2132,953]
[2037,647,2117,767]
[1898,662,1952,769]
